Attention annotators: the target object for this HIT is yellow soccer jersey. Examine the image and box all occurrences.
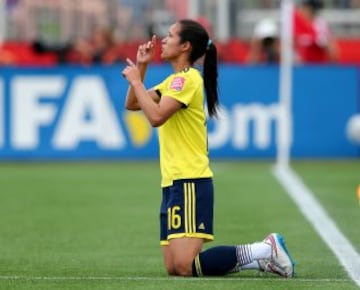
[153,67,213,187]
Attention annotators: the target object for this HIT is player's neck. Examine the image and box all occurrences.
[171,57,192,73]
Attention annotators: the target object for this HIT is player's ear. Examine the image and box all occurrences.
[181,41,191,52]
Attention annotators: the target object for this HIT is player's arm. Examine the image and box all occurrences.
[124,36,158,110]
[128,79,181,127]
[124,63,160,110]
[125,89,161,111]
[123,57,183,126]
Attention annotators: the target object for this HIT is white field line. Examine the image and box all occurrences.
[0,276,352,283]
[273,164,360,287]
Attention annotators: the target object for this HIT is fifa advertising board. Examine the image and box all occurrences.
[0,65,358,160]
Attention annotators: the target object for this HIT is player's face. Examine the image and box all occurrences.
[161,23,185,60]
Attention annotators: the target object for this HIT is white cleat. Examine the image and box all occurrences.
[258,233,295,278]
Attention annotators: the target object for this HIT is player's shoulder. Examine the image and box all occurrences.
[178,67,202,81]
[182,67,200,75]
[164,67,201,90]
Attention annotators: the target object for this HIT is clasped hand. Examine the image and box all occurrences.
[122,35,156,85]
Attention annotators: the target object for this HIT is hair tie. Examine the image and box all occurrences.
[207,39,212,48]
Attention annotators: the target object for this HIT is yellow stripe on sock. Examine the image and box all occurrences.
[195,255,203,277]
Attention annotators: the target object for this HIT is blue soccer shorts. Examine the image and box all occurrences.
[160,178,214,246]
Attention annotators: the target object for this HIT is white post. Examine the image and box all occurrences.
[0,79,3,148]
[0,0,6,45]
[0,0,4,148]
[188,0,199,19]
[216,0,229,41]
[277,0,294,168]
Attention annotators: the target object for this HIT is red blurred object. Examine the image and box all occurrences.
[1,42,57,66]
[1,38,360,66]
[217,38,248,63]
[337,39,360,64]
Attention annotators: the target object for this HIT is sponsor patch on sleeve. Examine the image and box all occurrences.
[169,77,186,91]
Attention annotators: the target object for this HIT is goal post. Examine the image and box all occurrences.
[277,0,294,167]
[0,0,6,46]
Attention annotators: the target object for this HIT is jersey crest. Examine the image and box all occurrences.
[170,77,186,91]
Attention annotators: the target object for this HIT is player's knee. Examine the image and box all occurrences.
[164,264,176,276]
[172,259,193,276]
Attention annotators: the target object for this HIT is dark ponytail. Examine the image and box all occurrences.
[203,41,219,118]
[178,19,220,118]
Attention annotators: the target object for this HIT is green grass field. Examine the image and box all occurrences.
[0,160,359,290]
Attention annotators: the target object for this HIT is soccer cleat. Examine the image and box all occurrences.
[258,233,295,278]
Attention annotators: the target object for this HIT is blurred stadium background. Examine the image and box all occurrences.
[0,0,359,160]
[1,0,360,64]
